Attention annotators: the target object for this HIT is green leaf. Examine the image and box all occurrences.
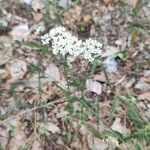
[126,107,144,127]
[68,79,80,87]
[41,45,49,55]
[135,144,141,150]
[21,41,40,49]
[105,130,124,144]
[125,124,150,142]
[15,40,40,49]
[75,96,98,117]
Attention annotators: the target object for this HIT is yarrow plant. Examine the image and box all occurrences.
[41,26,103,62]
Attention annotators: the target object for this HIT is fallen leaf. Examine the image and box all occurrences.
[9,24,30,40]
[20,0,32,5]
[45,63,60,83]
[32,12,43,22]
[32,140,42,150]
[0,69,9,79]
[102,46,120,57]
[7,60,27,81]
[138,91,150,101]
[71,138,83,150]
[144,70,150,77]
[9,132,26,150]
[103,0,114,5]
[83,14,92,24]
[63,6,82,29]
[40,122,61,134]
[111,117,129,135]
[125,78,136,88]
[86,79,102,95]
[103,57,118,73]
[0,45,12,66]
[0,126,8,149]
[124,0,138,7]
[135,71,150,91]
[31,0,44,12]
[93,72,106,82]
[88,137,108,150]
[135,81,150,91]
[58,0,68,8]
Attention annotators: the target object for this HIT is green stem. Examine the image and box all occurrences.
[64,54,70,95]
[63,54,73,113]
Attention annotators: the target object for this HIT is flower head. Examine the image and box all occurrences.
[41,33,50,45]
[81,38,103,62]
[41,26,103,62]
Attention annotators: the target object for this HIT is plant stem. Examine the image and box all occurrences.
[64,54,70,95]
[64,54,73,113]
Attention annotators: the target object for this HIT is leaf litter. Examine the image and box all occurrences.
[0,0,150,149]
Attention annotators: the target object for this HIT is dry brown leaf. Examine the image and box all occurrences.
[103,0,114,5]
[0,45,12,66]
[9,24,30,40]
[0,69,9,79]
[86,79,102,95]
[40,122,61,134]
[102,46,119,58]
[93,72,106,82]
[138,91,150,101]
[111,117,130,135]
[0,126,8,149]
[45,63,60,83]
[63,6,82,29]
[83,14,92,24]
[125,78,136,88]
[31,0,44,12]
[88,137,108,150]
[9,132,26,150]
[32,140,42,150]
[124,0,138,7]
[7,60,27,81]
[144,76,150,83]
[32,12,43,22]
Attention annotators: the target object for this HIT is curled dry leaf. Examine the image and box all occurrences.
[7,60,27,81]
[86,79,102,95]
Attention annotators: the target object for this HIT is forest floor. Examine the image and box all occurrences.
[0,0,150,150]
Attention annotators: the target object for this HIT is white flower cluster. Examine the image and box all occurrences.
[41,26,103,62]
